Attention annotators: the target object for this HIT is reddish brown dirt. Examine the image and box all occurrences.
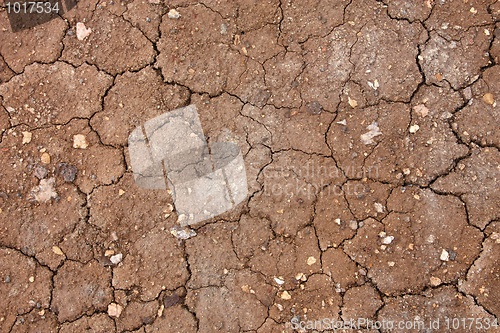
[0,1,499,332]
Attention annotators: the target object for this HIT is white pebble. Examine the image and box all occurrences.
[110,253,122,264]
[382,236,394,245]
[274,277,285,285]
[73,134,89,149]
[374,202,384,213]
[168,9,181,19]
[440,249,449,261]
[76,22,92,40]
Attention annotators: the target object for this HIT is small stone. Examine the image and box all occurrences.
[482,93,494,105]
[164,294,181,308]
[29,177,57,203]
[104,249,114,256]
[382,236,394,245]
[448,249,457,261]
[374,202,384,213]
[280,291,291,300]
[73,134,89,149]
[157,304,164,318]
[33,166,48,180]
[464,87,473,100]
[305,101,323,115]
[168,9,181,19]
[430,276,442,286]
[118,189,125,196]
[108,303,123,318]
[29,276,34,283]
[57,163,77,182]
[41,152,50,164]
[388,261,395,267]
[110,253,122,264]
[76,22,92,40]
[409,124,420,133]
[348,97,358,108]
[220,23,227,35]
[52,246,64,256]
[413,104,429,117]
[274,277,285,285]
[348,220,358,230]
[307,256,317,265]
[440,249,449,261]
[4,276,11,283]
[170,225,196,240]
[22,131,32,144]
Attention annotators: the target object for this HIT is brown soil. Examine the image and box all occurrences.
[0,0,499,332]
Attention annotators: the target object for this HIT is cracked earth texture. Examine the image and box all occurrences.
[0,0,499,332]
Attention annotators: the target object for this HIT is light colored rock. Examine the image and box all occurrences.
[76,22,92,41]
[22,131,32,144]
[73,134,89,149]
[168,9,181,19]
[107,303,123,318]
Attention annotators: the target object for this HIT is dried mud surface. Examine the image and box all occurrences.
[0,0,499,332]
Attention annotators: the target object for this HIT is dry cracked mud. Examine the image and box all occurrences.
[0,0,499,332]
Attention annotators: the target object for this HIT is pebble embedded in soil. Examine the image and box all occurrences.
[168,9,181,19]
[440,249,450,261]
[108,303,123,317]
[22,131,32,144]
[413,104,429,117]
[382,236,394,244]
[52,246,65,256]
[170,225,196,240]
[305,101,323,114]
[280,291,291,300]
[29,177,57,203]
[110,253,122,264]
[57,163,78,182]
[409,124,420,133]
[76,22,92,40]
[33,166,48,179]
[40,152,51,164]
[73,134,89,149]
[482,93,494,105]
[430,276,442,286]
